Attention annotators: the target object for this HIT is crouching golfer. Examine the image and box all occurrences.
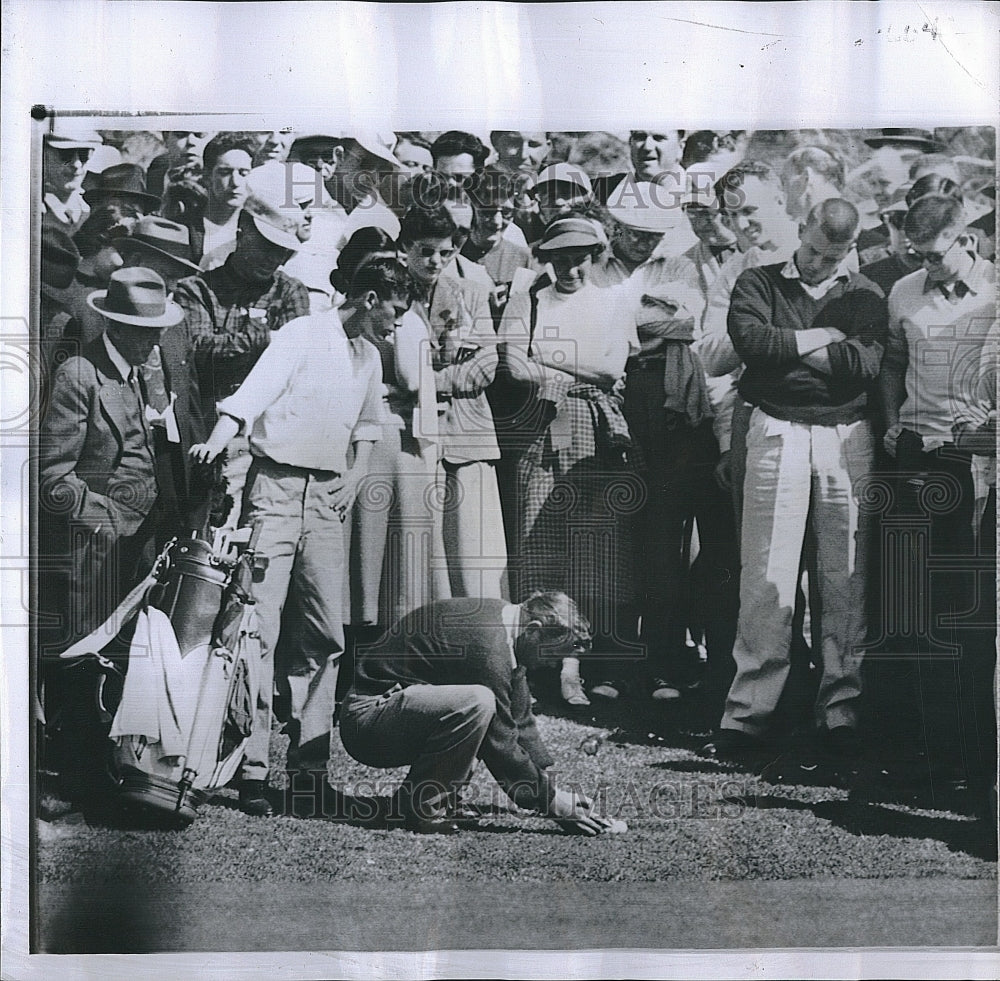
[340,592,623,835]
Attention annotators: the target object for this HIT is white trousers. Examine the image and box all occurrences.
[436,459,508,600]
[722,409,875,735]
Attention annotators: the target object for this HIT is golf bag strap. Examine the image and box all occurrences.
[57,569,159,663]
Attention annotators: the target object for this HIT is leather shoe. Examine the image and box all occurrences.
[403,814,461,835]
[239,779,274,817]
[701,728,764,760]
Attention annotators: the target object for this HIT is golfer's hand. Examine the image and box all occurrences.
[714,450,732,491]
[550,789,613,836]
[328,469,362,521]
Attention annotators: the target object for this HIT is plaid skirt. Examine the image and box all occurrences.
[513,402,644,629]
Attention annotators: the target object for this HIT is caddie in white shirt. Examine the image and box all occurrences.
[190,257,412,816]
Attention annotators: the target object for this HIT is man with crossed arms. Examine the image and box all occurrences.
[709,199,888,761]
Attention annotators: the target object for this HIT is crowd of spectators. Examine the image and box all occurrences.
[37,121,997,828]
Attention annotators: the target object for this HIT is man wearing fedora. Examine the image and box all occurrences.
[172,190,310,526]
[44,204,140,374]
[82,162,162,217]
[117,217,210,529]
[42,124,103,235]
[38,268,186,808]
[40,266,187,642]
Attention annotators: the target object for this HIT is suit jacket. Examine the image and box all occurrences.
[40,336,159,540]
[56,313,206,512]
[39,337,165,651]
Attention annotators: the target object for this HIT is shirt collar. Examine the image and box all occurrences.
[103,332,134,383]
[502,603,522,669]
[43,190,87,225]
[780,255,851,286]
[780,255,852,299]
[922,254,987,299]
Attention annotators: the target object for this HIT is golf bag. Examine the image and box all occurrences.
[110,531,264,825]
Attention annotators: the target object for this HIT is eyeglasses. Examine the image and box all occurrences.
[416,245,457,260]
[539,624,591,653]
[549,251,596,269]
[909,236,961,265]
[54,147,92,164]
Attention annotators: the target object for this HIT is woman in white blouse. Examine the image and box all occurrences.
[499,216,642,706]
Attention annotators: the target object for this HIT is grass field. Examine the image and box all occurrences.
[35,687,997,954]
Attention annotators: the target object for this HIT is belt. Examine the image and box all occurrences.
[626,355,666,371]
[250,454,341,479]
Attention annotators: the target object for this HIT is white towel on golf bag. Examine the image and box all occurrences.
[110,608,197,759]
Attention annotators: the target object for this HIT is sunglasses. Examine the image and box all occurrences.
[619,225,664,243]
[416,245,457,260]
[539,624,591,653]
[909,236,962,265]
[54,147,92,164]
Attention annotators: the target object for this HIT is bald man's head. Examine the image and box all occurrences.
[803,198,860,244]
[795,198,859,286]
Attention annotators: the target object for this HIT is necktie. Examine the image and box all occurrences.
[127,368,145,410]
[140,345,181,443]
[140,345,170,412]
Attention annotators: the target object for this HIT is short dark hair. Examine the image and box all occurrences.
[680,130,723,169]
[804,198,860,243]
[629,129,685,141]
[905,173,963,209]
[202,133,256,175]
[904,193,966,243]
[398,204,459,245]
[714,160,776,210]
[782,145,845,188]
[521,590,592,651]
[347,255,413,303]
[331,226,398,294]
[431,130,490,169]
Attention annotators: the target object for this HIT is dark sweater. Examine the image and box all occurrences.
[351,598,556,813]
[728,263,888,426]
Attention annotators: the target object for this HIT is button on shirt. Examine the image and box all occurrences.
[884,256,997,446]
[216,312,384,472]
